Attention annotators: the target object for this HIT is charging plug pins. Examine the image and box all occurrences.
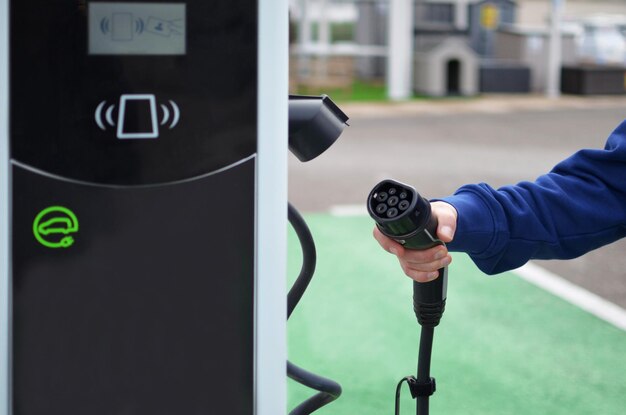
[375,192,389,202]
[371,186,413,220]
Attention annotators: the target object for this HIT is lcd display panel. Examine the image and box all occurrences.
[89,2,186,55]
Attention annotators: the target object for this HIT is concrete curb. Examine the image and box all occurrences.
[340,94,626,118]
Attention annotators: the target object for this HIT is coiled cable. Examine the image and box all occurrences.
[287,203,342,414]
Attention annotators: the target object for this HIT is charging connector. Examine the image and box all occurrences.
[367,179,449,415]
[367,179,447,328]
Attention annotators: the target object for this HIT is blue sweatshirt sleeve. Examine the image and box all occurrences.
[441,119,626,275]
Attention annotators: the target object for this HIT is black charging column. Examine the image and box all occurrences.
[0,1,288,414]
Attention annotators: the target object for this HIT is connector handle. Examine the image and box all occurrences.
[408,214,448,328]
[413,270,447,328]
[367,179,448,327]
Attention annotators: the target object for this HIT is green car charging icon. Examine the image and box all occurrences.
[33,206,79,248]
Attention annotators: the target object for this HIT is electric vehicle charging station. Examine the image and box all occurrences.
[0,1,295,414]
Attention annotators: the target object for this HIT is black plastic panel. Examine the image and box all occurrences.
[12,161,254,414]
[10,0,257,185]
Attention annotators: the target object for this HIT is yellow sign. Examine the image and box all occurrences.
[480,4,500,30]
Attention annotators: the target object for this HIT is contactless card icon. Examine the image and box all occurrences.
[95,94,180,139]
[33,206,79,249]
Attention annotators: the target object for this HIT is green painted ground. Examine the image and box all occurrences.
[287,214,626,415]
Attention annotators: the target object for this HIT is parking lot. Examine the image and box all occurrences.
[287,95,626,414]
[288,94,626,309]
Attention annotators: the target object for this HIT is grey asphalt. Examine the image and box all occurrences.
[288,95,626,309]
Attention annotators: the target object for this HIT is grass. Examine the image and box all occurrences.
[295,80,388,103]
[294,80,482,104]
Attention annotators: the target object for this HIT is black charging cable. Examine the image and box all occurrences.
[287,202,342,415]
[367,180,448,415]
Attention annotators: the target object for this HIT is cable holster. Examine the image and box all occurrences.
[407,376,437,398]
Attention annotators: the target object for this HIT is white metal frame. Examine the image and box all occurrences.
[256,1,288,414]
[0,0,11,413]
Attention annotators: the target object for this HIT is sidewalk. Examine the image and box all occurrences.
[341,94,626,118]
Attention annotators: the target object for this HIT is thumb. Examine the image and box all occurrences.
[431,201,458,243]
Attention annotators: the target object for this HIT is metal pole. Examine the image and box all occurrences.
[319,0,330,78]
[546,0,564,98]
[387,0,414,100]
[298,0,312,78]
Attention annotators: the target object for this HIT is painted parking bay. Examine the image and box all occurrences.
[287,213,626,415]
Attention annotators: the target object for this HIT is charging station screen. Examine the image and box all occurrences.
[88,2,186,55]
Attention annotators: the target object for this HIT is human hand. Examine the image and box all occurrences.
[372,201,458,282]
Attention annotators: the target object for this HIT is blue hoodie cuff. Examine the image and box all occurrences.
[437,191,497,256]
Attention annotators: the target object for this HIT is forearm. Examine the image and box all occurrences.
[443,121,626,274]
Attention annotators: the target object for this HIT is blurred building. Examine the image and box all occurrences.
[413,0,516,57]
[289,0,626,96]
[411,0,520,96]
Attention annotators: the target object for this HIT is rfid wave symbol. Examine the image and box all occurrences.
[95,94,180,139]
[100,16,145,37]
